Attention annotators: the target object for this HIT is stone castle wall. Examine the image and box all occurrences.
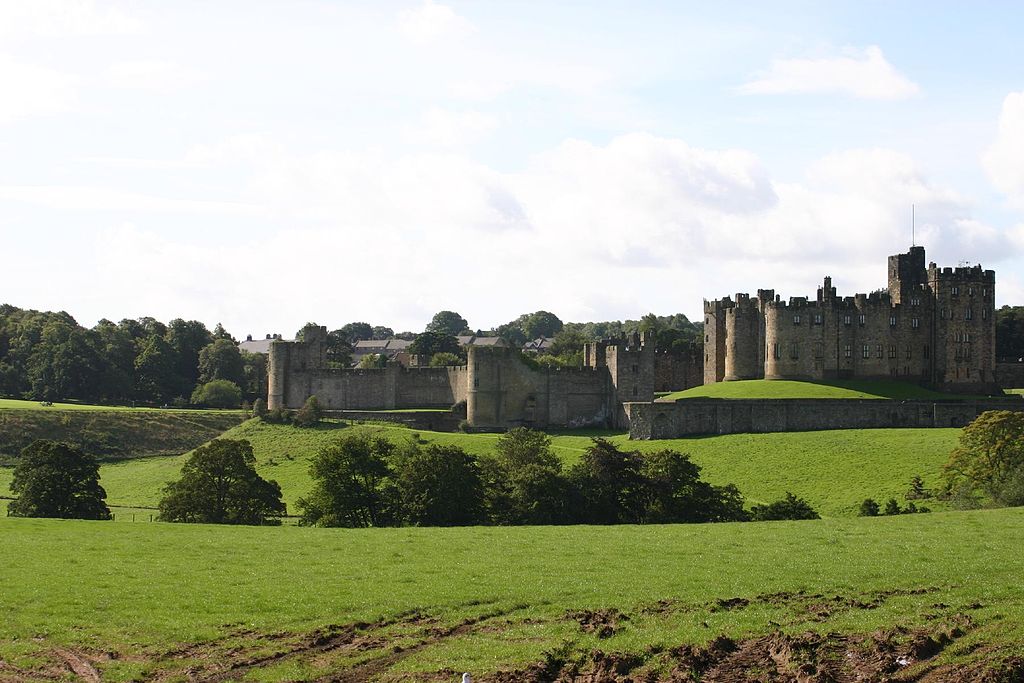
[997,361,1024,388]
[626,397,1024,439]
[703,247,998,393]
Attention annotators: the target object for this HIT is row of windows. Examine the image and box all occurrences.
[773,343,929,360]
[949,286,990,298]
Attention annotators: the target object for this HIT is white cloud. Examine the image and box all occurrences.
[105,60,204,92]
[0,54,78,123]
[397,0,475,45]
[402,107,498,147]
[738,45,920,100]
[0,185,261,215]
[0,0,141,37]
[983,91,1024,206]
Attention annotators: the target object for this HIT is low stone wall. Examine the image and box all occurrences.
[324,410,462,432]
[625,397,1024,439]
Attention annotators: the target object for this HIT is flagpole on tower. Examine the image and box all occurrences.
[912,204,915,247]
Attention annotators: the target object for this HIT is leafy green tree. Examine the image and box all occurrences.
[212,323,234,341]
[547,329,588,366]
[158,439,284,524]
[943,410,1024,506]
[165,319,214,397]
[191,379,243,408]
[134,334,180,402]
[392,443,484,526]
[26,319,101,401]
[89,319,136,401]
[749,492,820,521]
[995,305,1024,360]
[639,449,747,523]
[197,338,246,387]
[252,397,267,419]
[409,331,461,359]
[9,440,110,519]
[336,322,374,343]
[358,353,388,369]
[429,352,464,367]
[480,428,570,525]
[567,439,646,524]
[325,330,353,368]
[298,434,396,527]
[371,326,394,340]
[884,498,901,515]
[294,395,323,427]
[240,349,267,401]
[425,310,470,336]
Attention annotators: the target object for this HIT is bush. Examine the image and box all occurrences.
[429,352,463,367]
[262,407,293,424]
[450,399,467,417]
[884,498,901,515]
[293,395,322,427]
[858,498,880,517]
[457,419,472,433]
[749,492,820,521]
[190,379,242,408]
[252,398,267,419]
[392,442,485,526]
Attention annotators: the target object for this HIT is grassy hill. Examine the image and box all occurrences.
[2,510,1023,680]
[662,379,983,401]
[0,419,959,518]
[0,407,243,464]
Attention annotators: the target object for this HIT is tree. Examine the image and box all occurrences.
[325,330,353,368]
[884,498,901,515]
[858,498,880,516]
[240,349,267,402]
[425,310,470,336]
[371,326,394,340]
[392,443,484,526]
[294,395,323,427]
[197,338,246,387]
[358,353,388,369]
[9,440,110,519]
[336,322,374,344]
[134,334,180,402]
[158,439,284,524]
[191,379,243,408]
[298,434,396,527]
[547,329,588,366]
[165,319,214,397]
[409,331,461,360]
[995,305,1024,360]
[429,352,463,367]
[567,439,646,524]
[943,410,1024,506]
[749,492,820,521]
[638,449,747,523]
[480,428,570,525]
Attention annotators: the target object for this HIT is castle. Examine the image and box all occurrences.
[267,328,700,430]
[703,246,997,393]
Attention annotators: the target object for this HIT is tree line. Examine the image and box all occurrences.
[0,305,263,406]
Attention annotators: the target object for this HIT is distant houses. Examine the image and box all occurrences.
[240,333,518,367]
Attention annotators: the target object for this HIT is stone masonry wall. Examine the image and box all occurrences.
[626,397,1024,439]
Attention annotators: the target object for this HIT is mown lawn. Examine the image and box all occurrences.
[0,397,243,414]
[662,379,986,401]
[1,510,1023,680]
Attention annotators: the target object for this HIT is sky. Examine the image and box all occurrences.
[2,0,1024,337]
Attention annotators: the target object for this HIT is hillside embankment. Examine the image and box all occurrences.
[0,409,243,463]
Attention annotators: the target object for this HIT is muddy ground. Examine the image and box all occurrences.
[3,589,1022,682]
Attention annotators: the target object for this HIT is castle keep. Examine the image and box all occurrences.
[703,246,997,393]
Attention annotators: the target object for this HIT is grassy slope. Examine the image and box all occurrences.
[0,420,956,518]
[2,510,1023,679]
[662,379,978,401]
[0,409,243,462]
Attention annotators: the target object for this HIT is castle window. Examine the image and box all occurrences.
[983,308,989,320]
[983,288,989,299]
[632,386,638,396]
[911,297,920,307]
[705,335,709,342]
[843,315,851,326]
[924,344,930,359]
[952,286,959,296]
[890,315,897,327]
[473,378,479,388]
[964,332,971,343]
[862,344,870,359]
[814,314,822,325]
[844,344,852,359]
[814,342,823,359]
[889,345,896,358]
[631,364,638,373]
[773,343,780,359]
[859,314,866,326]
[793,314,801,325]
[905,346,912,360]
[789,342,799,359]
[969,287,974,296]
[965,308,973,320]
[912,317,919,329]
[706,316,709,325]
[876,344,883,359]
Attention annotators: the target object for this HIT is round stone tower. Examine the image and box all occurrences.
[723,295,762,381]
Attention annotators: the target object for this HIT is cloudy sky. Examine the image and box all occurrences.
[3,1,1024,336]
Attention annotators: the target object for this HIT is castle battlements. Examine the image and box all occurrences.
[704,246,997,393]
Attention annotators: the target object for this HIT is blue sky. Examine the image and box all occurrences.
[2,0,1023,336]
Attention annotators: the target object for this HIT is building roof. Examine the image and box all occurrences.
[238,334,289,354]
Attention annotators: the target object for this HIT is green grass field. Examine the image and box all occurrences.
[2,510,1023,680]
[662,379,982,401]
[0,397,243,414]
[0,419,958,519]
